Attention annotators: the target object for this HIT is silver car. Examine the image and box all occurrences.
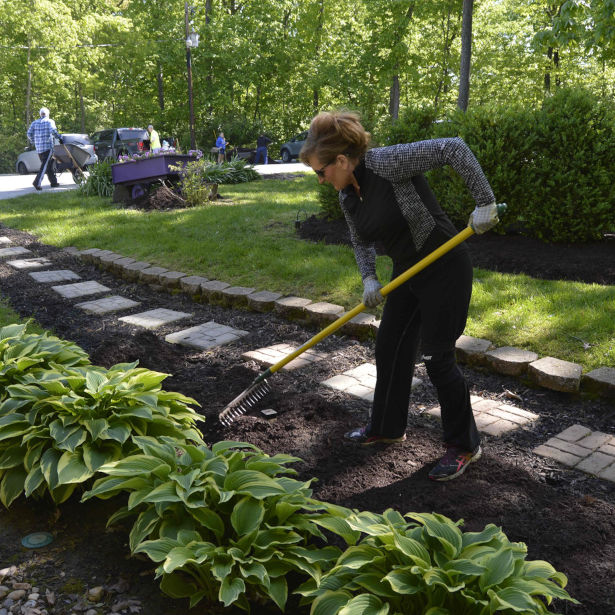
[279,130,308,163]
[16,134,97,175]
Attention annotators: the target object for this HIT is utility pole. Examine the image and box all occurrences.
[185,2,196,150]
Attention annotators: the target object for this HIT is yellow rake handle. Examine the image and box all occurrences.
[267,224,475,376]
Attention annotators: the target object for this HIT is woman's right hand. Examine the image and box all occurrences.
[362,275,383,308]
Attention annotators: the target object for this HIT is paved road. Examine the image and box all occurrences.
[0,161,309,201]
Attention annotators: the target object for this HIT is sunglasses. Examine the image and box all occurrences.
[314,160,334,177]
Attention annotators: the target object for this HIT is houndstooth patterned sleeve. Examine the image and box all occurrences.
[339,193,377,281]
[366,138,495,207]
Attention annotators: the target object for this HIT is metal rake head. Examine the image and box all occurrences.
[218,379,271,426]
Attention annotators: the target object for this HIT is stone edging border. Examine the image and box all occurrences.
[66,246,615,402]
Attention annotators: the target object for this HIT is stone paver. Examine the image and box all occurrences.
[484,346,539,376]
[165,321,248,350]
[75,295,140,314]
[242,343,328,371]
[455,335,493,365]
[0,246,32,259]
[29,269,81,283]
[52,280,111,299]
[321,362,422,402]
[119,308,192,329]
[6,257,53,270]
[425,394,538,436]
[304,301,345,325]
[200,280,231,303]
[528,356,582,393]
[220,286,256,308]
[247,290,283,312]
[140,266,169,284]
[120,261,152,281]
[274,296,312,320]
[0,236,12,244]
[180,275,210,294]
[339,312,378,340]
[159,271,188,289]
[533,424,615,482]
[582,366,615,398]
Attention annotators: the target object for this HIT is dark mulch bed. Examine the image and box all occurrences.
[0,221,614,614]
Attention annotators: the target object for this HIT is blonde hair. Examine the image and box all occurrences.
[299,111,370,165]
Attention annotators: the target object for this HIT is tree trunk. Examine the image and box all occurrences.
[544,47,552,92]
[79,83,85,132]
[25,41,32,127]
[156,63,164,110]
[457,0,473,111]
[389,73,400,120]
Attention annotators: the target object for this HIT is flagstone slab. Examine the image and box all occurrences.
[242,343,328,371]
[246,290,283,312]
[159,271,188,289]
[0,246,32,259]
[52,280,111,299]
[528,356,582,393]
[75,295,140,315]
[582,367,615,398]
[274,296,312,320]
[455,335,494,366]
[425,394,538,436]
[119,308,192,329]
[179,275,210,295]
[484,346,539,376]
[165,321,249,350]
[321,362,422,402]
[533,424,615,482]
[122,261,152,281]
[220,285,256,308]
[6,257,53,270]
[0,237,12,244]
[29,270,81,283]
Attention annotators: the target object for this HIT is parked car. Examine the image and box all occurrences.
[90,128,149,160]
[279,130,308,163]
[16,133,97,174]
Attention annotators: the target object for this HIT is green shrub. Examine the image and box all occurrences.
[317,181,343,221]
[173,157,261,207]
[1,131,28,174]
[379,89,615,242]
[299,509,579,615]
[83,438,346,611]
[0,323,90,401]
[0,358,203,507]
[78,160,114,197]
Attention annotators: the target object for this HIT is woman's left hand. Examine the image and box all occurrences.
[468,203,501,234]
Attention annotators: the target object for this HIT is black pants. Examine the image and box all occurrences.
[34,150,57,187]
[367,248,480,451]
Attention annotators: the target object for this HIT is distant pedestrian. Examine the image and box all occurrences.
[27,107,63,190]
[216,132,228,163]
[254,133,272,165]
[147,124,161,153]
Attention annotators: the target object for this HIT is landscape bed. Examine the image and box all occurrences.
[0,223,613,614]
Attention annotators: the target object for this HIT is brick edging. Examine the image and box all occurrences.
[67,246,615,402]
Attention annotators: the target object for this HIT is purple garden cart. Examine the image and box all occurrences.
[111,153,196,200]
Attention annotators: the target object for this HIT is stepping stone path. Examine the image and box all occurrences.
[1,235,614,483]
[119,308,192,329]
[29,269,81,283]
[165,321,248,350]
[322,362,422,402]
[242,342,328,370]
[75,295,141,315]
[52,280,111,299]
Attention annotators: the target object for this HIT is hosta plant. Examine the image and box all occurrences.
[299,509,579,615]
[83,438,349,611]
[0,361,203,507]
[0,323,90,400]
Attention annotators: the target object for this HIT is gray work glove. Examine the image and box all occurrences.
[362,275,383,308]
[468,202,503,234]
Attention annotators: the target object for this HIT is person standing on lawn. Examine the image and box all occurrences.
[254,133,272,164]
[147,124,161,153]
[300,110,500,481]
[27,107,63,191]
[216,131,228,163]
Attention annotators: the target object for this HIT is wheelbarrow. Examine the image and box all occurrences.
[52,142,92,184]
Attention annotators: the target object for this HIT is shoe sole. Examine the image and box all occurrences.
[429,445,482,482]
[361,434,407,446]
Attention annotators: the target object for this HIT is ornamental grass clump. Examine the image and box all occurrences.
[0,360,203,508]
[83,438,348,611]
[299,509,579,615]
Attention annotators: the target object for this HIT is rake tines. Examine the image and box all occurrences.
[218,378,272,425]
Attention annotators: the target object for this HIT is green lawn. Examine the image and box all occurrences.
[1,175,613,372]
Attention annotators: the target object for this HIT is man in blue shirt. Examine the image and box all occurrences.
[27,107,63,190]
